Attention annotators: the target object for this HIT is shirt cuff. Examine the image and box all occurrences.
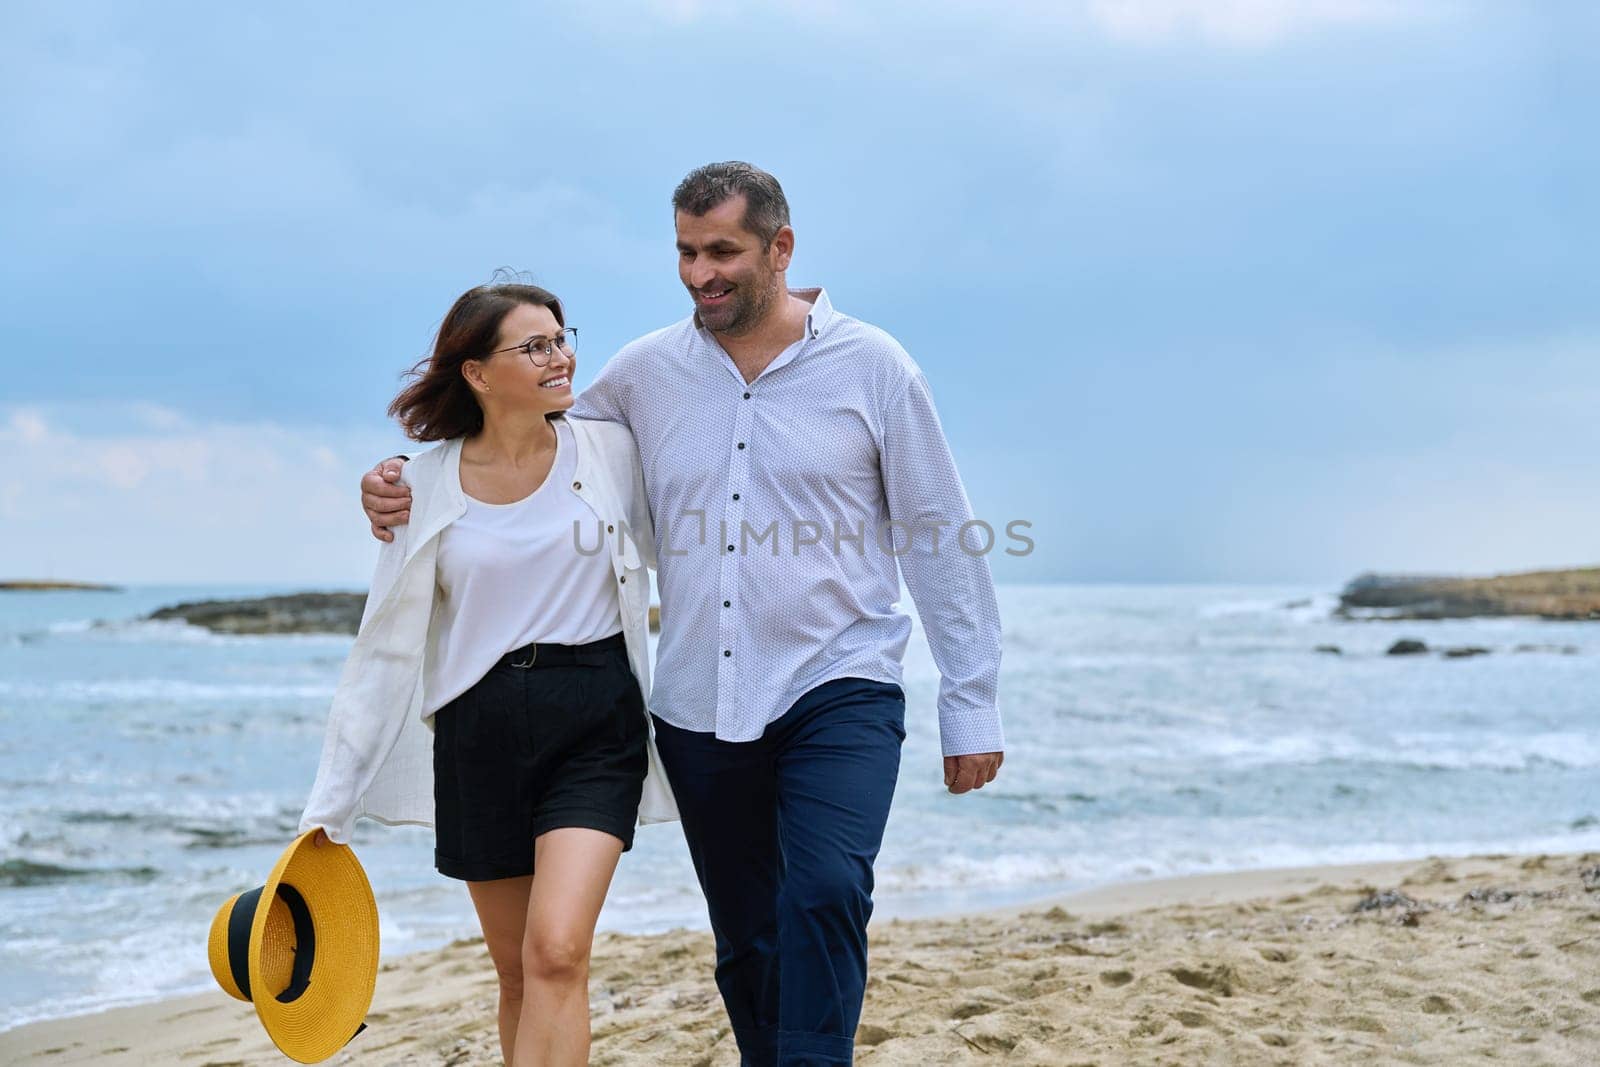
[938,706,1005,757]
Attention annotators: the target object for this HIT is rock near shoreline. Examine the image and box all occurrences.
[1337,567,1600,621]
[147,593,367,635]
[145,593,664,635]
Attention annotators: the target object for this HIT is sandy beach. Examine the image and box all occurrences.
[5,851,1598,1065]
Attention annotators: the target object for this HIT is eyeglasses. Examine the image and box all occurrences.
[492,327,578,367]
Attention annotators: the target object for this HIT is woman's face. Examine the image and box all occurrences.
[477,301,576,415]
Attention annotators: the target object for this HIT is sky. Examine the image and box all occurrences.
[1,0,1596,586]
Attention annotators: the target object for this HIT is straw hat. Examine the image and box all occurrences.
[207,829,379,1063]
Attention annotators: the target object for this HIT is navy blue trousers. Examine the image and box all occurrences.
[652,677,906,1067]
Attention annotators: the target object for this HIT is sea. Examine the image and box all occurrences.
[1,582,1596,1032]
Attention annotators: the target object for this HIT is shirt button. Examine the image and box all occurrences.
[737,442,745,450]
[727,544,735,552]
[743,391,751,399]
[618,575,626,584]
[723,650,732,657]
[572,481,582,490]
[732,493,740,501]
[723,600,730,608]
[606,524,614,533]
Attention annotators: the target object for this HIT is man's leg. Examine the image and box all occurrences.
[771,678,906,1066]
[652,715,782,1066]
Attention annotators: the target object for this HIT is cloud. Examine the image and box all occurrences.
[626,0,1431,47]
[627,0,849,23]
[1,404,408,584]
[9,409,49,445]
[129,403,187,431]
[1083,0,1422,47]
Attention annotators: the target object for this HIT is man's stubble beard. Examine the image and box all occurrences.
[709,265,780,337]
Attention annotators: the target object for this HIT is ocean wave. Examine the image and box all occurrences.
[1198,593,1338,621]
[0,859,160,888]
[45,618,352,647]
[878,852,1085,893]
[876,826,1600,900]
[1072,729,1600,773]
[1376,731,1600,771]
[2,799,301,848]
[1127,829,1600,883]
[52,803,300,834]
[58,811,141,825]
[173,824,302,850]
[0,919,222,1033]
[0,678,335,702]
[0,981,209,1035]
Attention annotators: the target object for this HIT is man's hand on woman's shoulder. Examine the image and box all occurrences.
[363,458,412,542]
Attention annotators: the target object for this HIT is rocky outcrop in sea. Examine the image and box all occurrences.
[145,593,665,635]
[1337,567,1600,621]
[146,593,366,635]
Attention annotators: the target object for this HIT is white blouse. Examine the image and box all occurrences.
[427,418,624,715]
[298,418,677,845]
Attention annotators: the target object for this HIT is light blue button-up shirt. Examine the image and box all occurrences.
[571,288,1003,756]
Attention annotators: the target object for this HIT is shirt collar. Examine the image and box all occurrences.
[796,287,834,339]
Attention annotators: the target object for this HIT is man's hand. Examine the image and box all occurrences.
[363,459,412,543]
[943,751,1003,795]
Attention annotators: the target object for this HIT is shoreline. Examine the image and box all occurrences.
[6,849,1598,1064]
[0,858,1436,1038]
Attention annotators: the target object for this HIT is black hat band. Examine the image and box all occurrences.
[225,882,317,1003]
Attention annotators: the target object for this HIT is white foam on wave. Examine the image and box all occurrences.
[1198,593,1338,621]
[0,873,705,1032]
[0,911,220,1033]
[873,826,1600,905]
[1130,826,1600,883]
[0,980,216,1034]
[51,618,352,648]
[1067,727,1600,772]
[1379,730,1600,771]
[877,852,1086,894]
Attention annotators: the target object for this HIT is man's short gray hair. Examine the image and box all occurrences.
[672,161,791,247]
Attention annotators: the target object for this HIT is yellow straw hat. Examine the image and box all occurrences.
[207,829,379,1063]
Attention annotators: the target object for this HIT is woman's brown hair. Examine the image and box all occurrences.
[389,282,565,441]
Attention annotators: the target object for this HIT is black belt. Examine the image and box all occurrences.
[495,631,626,670]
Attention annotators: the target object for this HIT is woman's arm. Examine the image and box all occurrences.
[298,519,414,844]
[358,515,409,628]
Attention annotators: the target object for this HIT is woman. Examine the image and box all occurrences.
[298,282,677,1067]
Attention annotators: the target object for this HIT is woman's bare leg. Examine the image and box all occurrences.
[466,874,535,1065]
[513,827,624,1067]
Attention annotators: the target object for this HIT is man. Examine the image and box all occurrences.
[362,162,1004,1066]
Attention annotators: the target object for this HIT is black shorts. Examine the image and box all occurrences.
[432,632,648,882]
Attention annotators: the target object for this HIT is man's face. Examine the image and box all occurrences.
[675,195,784,335]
